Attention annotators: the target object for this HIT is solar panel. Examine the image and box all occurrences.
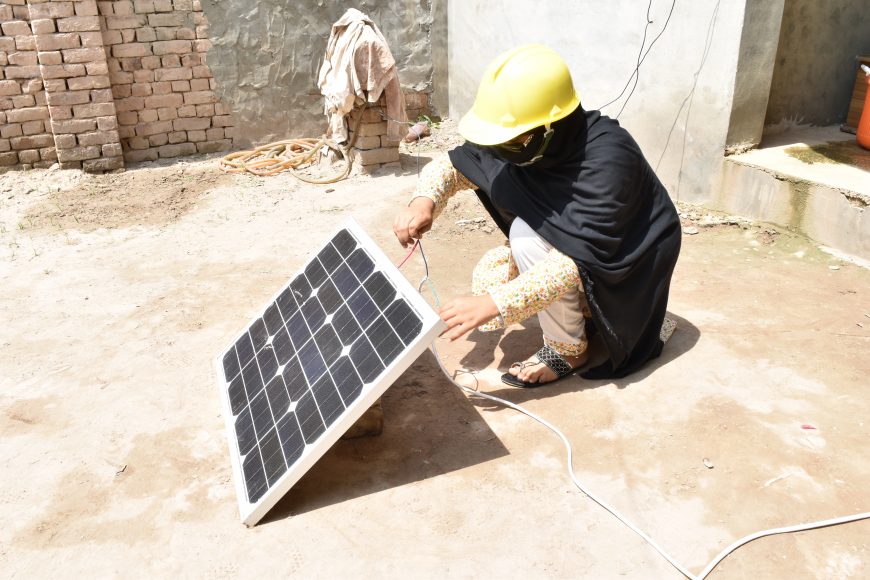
[214,218,444,526]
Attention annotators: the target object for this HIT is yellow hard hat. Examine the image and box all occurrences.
[458,44,581,146]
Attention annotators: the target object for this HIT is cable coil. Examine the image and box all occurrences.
[219,137,351,184]
[218,104,369,184]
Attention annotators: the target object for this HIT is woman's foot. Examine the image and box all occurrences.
[508,348,589,385]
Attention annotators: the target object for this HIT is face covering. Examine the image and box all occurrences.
[491,125,554,166]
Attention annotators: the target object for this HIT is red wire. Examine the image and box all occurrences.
[395,239,419,269]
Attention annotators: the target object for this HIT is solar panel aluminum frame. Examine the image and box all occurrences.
[213,218,445,526]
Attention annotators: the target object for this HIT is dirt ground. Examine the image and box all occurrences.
[1,129,868,579]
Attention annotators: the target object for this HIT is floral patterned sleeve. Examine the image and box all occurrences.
[410,154,476,218]
[487,248,581,327]
[413,154,581,331]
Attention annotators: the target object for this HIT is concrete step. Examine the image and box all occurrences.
[716,126,869,260]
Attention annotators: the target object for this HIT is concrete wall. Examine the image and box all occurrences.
[429,0,447,115]
[448,0,762,203]
[765,0,870,128]
[201,0,447,147]
[725,0,784,150]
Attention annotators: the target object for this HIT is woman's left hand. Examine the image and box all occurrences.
[439,294,500,340]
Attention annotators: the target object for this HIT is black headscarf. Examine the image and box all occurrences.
[449,107,681,379]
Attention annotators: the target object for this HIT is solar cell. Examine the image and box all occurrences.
[214,219,444,526]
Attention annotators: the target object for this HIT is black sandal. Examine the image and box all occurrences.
[501,345,579,388]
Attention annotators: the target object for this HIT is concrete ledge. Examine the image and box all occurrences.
[715,126,869,260]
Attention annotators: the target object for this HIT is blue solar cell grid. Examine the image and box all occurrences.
[219,228,424,504]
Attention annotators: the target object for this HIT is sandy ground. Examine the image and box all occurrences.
[0,134,868,578]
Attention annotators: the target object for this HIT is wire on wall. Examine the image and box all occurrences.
[598,0,677,118]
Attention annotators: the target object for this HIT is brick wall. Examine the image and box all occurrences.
[0,0,234,172]
[32,0,124,171]
[100,0,233,163]
[0,3,56,169]
[3,1,431,174]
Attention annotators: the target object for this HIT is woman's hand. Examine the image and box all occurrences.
[393,197,435,247]
[439,294,500,340]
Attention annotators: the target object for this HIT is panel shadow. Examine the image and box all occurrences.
[261,349,509,523]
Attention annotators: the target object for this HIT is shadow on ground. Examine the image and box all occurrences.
[262,349,509,523]
[262,313,698,523]
[459,312,701,407]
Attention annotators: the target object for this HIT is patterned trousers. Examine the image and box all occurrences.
[472,218,589,357]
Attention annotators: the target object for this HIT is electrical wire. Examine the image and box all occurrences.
[696,513,870,579]
[598,0,655,113]
[430,340,696,577]
[395,239,420,269]
[599,0,677,118]
[218,137,351,182]
[437,343,870,579]
[614,0,677,119]
[399,241,870,579]
[388,28,869,570]
[415,240,442,308]
[218,102,370,183]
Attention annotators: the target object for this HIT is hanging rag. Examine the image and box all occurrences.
[318,8,408,143]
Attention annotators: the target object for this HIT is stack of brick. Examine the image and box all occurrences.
[0,3,56,169]
[347,93,425,173]
[345,91,429,173]
[403,90,429,128]
[346,96,398,173]
[30,0,125,171]
[100,0,233,163]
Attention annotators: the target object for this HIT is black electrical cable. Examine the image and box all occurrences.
[599,0,677,118]
[599,0,655,112]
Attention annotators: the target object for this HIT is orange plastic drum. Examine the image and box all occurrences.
[858,75,870,150]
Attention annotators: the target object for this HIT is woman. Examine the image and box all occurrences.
[393,45,681,386]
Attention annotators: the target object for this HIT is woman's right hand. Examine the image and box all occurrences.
[393,197,435,247]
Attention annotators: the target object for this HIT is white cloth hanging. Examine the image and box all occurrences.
[317,8,408,143]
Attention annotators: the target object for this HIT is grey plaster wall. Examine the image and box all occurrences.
[201,1,446,147]
[725,0,784,149]
[448,1,757,203]
[429,0,449,115]
[765,0,870,128]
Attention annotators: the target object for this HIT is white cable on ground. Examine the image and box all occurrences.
[695,512,870,579]
[429,342,870,578]
[404,226,868,578]
[429,342,696,578]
